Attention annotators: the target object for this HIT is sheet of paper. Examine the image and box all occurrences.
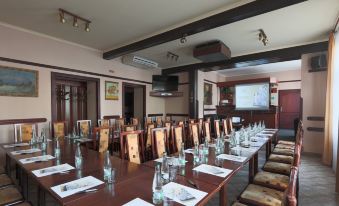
[251,136,269,142]
[193,164,232,178]
[257,133,274,137]
[32,163,74,177]
[3,143,30,148]
[250,141,265,147]
[51,176,104,198]
[122,198,154,206]
[217,154,247,163]
[264,129,278,132]
[19,155,55,164]
[163,182,207,206]
[11,148,41,155]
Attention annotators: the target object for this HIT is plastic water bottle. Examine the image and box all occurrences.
[75,143,83,169]
[193,142,200,165]
[178,142,186,166]
[152,165,163,204]
[203,138,209,155]
[161,152,169,174]
[54,139,61,158]
[103,151,112,182]
[41,131,47,152]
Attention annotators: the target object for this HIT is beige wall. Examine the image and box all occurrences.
[0,23,165,144]
[301,53,327,154]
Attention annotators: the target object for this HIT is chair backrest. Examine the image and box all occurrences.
[206,117,211,122]
[164,121,172,141]
[198,118,203,136]
[14,123,37,142]
[151,127,168,159]
[203,121,211,142]
[52,121,67,139]
[131,118,139,126]
[283,166,298,206]
[93,127,111,153]
[145,117,153,124]
[156,117,163,127]
[172,125,184,152]
[228,118,233,131]
[121,130,144,164]
[146,123,155,147]
[178,121,184,126]
[292,144,301,167]
[214,120,221,138]
[98,119,109,127]
[116,118,125,131]
[189,119,195,124]
[222,119,229,136]
[190,123,200,145]
[165,116,171,122]
[122,125,136,132]
[77,120,91,136]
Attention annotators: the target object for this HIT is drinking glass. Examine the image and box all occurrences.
[107,168,116,184]
[168,166,177,182]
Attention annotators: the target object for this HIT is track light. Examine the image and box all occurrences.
[59,8,91,32]
[180,34,187,44]
[258,29,268,46]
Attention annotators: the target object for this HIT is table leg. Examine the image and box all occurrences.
[22,171,28,199]
[219,185,228,206]
[254,153,258,176]
[249,157,254,183]
[38,186,46,206]
[5,154,11,176]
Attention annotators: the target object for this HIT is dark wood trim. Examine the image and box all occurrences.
[179,82,190,85]
[147,113,164,117]
[307,116,325,121]
[103,0,307,59]
[0,56,152,85]
[278,80,301,83]
[166,113,189,117]
[308,68,327,73]
[307,127,324,132]
[204,108,217,111]
[163,41,328,74]
[103,115,121,119]
[0,118,47,125]
[204,79,217,84]
[217,77,270,87]
[122,82,146,123]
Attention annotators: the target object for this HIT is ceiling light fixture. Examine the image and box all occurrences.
[258,29,268,46]
[59,8,91,32]
[167,52,179,62]
[180,34,187,44]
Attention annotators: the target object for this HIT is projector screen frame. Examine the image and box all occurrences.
[234,81,271,111]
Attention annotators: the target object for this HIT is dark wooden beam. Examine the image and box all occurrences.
[103,0,307,59]
[162,41,328,75]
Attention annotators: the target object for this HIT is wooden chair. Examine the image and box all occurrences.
[189,123,200,146]
[165,116,171,122]
[156,116,163,127]
[151,127,169,159]
[228,118,233,132]
[14,123,38,143]
[203,121,211,142]
[77,120,91,137]
[52,121,67,139]
[214,120,221,138]
[98,119,110,127]
[131,117,139,126]
[92,127,112,153]
[198,118,203,137]
[122,125,136,132]
[0,185,23,205]
[189,119,195,124]
[145,123,155,160]
[120,130,145,164]
[116,118,125,131]
[222,119,229,136]
[172,125,184,152]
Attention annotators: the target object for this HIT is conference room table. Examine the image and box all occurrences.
[1,129,277,206]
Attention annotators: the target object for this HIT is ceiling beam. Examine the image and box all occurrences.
[162,41,328,74]
[103,0,307,60]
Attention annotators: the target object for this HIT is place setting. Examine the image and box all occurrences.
[3,142,30,148]
[32,163,75,177]
[19,154,55,164]
[11,148,41,155]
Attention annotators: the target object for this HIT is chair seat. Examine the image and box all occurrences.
[275,144,295,150]
[272,148,294,156]
[232,201,248,206]
[269,154,294,164]
[263,161,291,175]
[254,171,290,191]
[277,140,295,146]
[240,184,284,206]
[0,174,12,187]
[0,186,23,205]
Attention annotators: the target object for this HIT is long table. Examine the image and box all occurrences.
[1,129,277,206]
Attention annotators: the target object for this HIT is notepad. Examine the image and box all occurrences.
[163,182,207,206]
[123,198,154,206]
[32,163,74,177]
[193,164,232,178]
[19,155,55,164]
[3,143,29,148]
[11,148,41,155]
[217,154,247,163]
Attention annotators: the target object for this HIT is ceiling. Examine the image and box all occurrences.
[218,60,301,77]
[0,0,246,50]
[0,0,337,72]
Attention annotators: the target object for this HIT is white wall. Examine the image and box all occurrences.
[0,22,164,144]
[332,32,339,171]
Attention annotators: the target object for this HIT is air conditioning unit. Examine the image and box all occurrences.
[122,55,159,70]
[310,54,327,71]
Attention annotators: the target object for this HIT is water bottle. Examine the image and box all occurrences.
[203,138,209,155]
[161,152,169,174]
[41,131,47,152]
[152,165,163,204]
[75,143,83,169]
[193,142,200,165]
[72,126,77,138]
[54,139,61,158]
[178,142,186,166]
[103,150,112,182]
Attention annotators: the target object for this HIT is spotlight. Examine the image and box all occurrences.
[258,29,268,46]
[85,23,90,32]
[59,11,66,23]
[73,17,78,27]
[180,34,187,44]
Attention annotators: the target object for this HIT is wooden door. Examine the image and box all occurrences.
[279,90,301,129]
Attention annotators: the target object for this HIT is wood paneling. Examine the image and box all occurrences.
[0,118,47,125]
[307,116,325,121]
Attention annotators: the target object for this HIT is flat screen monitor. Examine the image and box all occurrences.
[152,75,179,92]
[232,117,241,124]
[235,82,270,110]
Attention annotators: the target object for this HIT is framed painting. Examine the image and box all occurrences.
[0,65,38,97]
[204,82,213,105]
[105,81,119,100]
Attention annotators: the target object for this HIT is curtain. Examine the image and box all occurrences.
[323,32,336,165]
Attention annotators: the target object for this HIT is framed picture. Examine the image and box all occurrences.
[204,82,213,105]
[105,81,119,100]
[0,65,38,97]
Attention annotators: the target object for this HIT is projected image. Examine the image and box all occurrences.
[235,83,269,110]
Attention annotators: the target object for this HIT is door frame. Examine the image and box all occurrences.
[51,72,101,124]
[122,82,146,122]
[278,89,301,129]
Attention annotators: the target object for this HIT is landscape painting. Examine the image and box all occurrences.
[105,81,119,100]
[0,66,38,97]
[204,82,213,105]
